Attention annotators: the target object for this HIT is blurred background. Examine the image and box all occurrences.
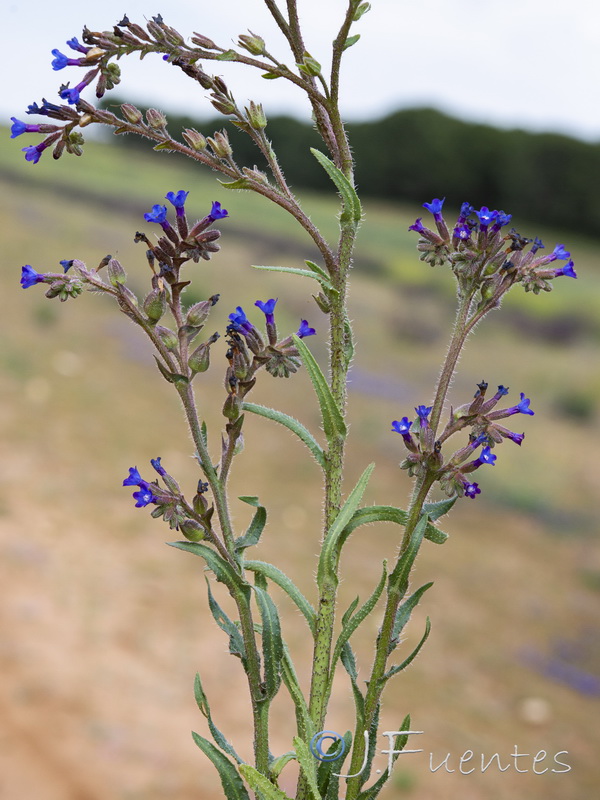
[1,1,599,798]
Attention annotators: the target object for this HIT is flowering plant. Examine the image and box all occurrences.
[13,3,577,799]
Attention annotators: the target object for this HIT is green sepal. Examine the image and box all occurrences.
[387,514,429,597]
[339,505,448,550]
[252,263,335,293]
[293,737,321,800]
[153,141,177,152]
[342,33,361,50]
[193,672,244,764]
[216,49,238,60]
[218,177,252,190]
[317,463,374,590]
[253,585,284,700]
[234,495,267,555]
[242,402,326,469]
[238,764,293,799]
[191,732,250,800]
[330,561,387,675]
[153,355,188,386]
[206,578,247,667]
[292,334,347,444]
[383,617,431,682]
[388,582,433,656]
[356,715,411,800]
[423,495,457,522]
[310,148,362,226]
[261,71,282,80]
[245,560,316,634]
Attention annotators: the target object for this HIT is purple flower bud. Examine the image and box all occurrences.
[463,481,481,499]
[409,218,424,233]
[208,201,228,221]
[228,306,255,335]
[66,37,91,54]
[20,265,46,288]
[27,98,62,117]
[255,298,277,326]
[297,319,316,338]
[553,260,577,279]
[60,260,73,273]
[491,210,512,231]
[151,457,166,476]
[530,237,544,254]
[422,197,445,220]
[457,202,474,223]
[415,405,432,427]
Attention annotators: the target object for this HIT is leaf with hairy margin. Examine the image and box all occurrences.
[192,732,250,800]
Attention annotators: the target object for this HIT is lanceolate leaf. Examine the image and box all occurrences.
[245,560,316,634]
[168,541,250,597]
[383,617,432,682]
[318,731,352,800]
[252,263,335,293]
[310,147,362,226]
[253,585,284,700]
[193,672,244,764]
[239,764,293,800]
[317,463,374,589]
[292,335,347,444]
[390,582,433,652]
[242,402,326,469]
[339,505,449,548]
[293,736,321,800]
[281,645,313,743]
[423,495,458,522]
[235,495,267,554]
[205,579,247,666]
[192,732,250,800]
[388,514,429,597]
[356,715,411,800]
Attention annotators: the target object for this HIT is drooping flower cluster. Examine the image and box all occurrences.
[392,382,535,500]
[410,198,577,301]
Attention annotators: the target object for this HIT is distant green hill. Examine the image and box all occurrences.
[98,101,600,236]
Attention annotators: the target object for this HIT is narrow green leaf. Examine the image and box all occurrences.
[356,715,410,800]
[218,177,252,190]
[310,147,362,225]
[193,673,244,763]
[341,595,360,627]
[168,541,248,594]
[243,402,326,469]
[261,71,282,80]
[384,617,432,682]
[389,582,433,656]
[192,732,250,800]
[153,141,177,152]
[343,313,355,367]
[253,585,283,700]
[423,495,458,522]
[339,505,448,548]
[317,731,352,798]
[281,645,313,743]
[388,514,429,597]
[353,1,372,21]
[216,49,238,60]
[330,561,387,674]
[153,355,188,386]
[270,751,296,780]
[252,263,335,292]
[293,334,347,443]
[341,642,365,725]
[245,560,316,634]
[235,496,267,553]
[239,764,293,799]
[318,463,374,588]
[304,259,331,282]
[206,579,247,666]
[342,33,361,50]
[293,737,321,800]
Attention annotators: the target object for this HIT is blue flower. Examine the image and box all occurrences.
[208,201,228,221]
[422,197,445,219]
[408,218,424,233]
[132,483,157,508]
[255,298,277,325]
[516,392,534,415]
[553,260,577,279]
[58,84,81,104]
[10,117,37,138]
[457,202,474,222]
[503,429,525,445]
[60,259,73,273]
[550,244,570,261]
[479,446,497,465]
[415,405,432,426]
[51,48,83,70]
[144,204,168,224]
[66,37,90,54]
[463,481,481,499]
[530,237,544,254]
[492,211,512,230]
[151,457,166,476]
[27,98,62,117]
[228,306,255,336]
[297,319,316,338]
[21,144,44,164]
[453,224,471,240]
[20,265,45,288]
[166,190,189,212]
[475,206,499,228]
[392,417,413,435]
[123,466,144,486]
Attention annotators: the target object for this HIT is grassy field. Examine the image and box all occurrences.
[1,131,599,800]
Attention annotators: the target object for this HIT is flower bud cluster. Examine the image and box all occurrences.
[392,381,535,500]
[410,199,577,307]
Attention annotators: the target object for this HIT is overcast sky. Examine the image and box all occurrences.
[5,0,600,141]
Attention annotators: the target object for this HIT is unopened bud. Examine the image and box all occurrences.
[108,258,127,286]
[191,33,217,49]
[238,32,265,55]
[162,25,184,46]
[121,103,143,124]
[156,325,179,351]
[207,130,232,158]
[179,519,205,542]
[188,341,211,374]
[182,128,207,150]
[246,101,267,130]
[242,166,269,184]
[298,52,321,76]
[223,393,242,421]
[143,288,167,323]
[186,300,213,327]
[146,108,168,129]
